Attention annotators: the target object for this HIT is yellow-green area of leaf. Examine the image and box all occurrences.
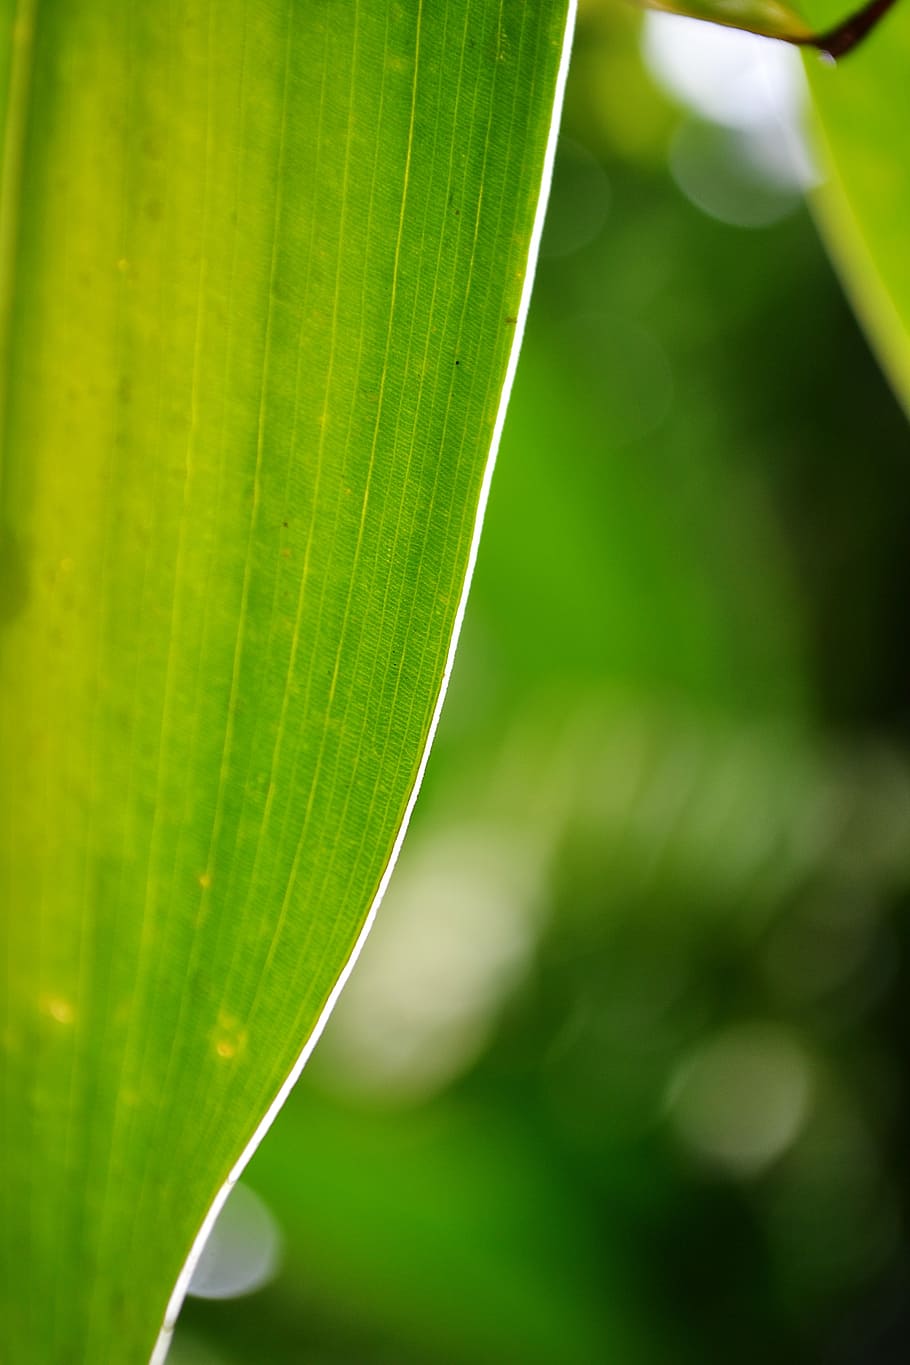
[0,1,574,1362]
[805,2,910,413]
[637,0,900,58]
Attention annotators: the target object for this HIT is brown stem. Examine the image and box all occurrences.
[793,0,901,59]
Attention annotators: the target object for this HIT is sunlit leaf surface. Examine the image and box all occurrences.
[0,2,572,1360]
[804,3,910,412]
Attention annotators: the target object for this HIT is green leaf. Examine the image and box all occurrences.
[804,3,910,413]
[0,2,574,1361]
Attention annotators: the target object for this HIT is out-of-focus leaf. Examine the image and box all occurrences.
[805,4,910,413]
[640,0,813,44]
[0,2,573,1361]
[635,0,897,57]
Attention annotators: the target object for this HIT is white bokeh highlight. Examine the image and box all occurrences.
[187,1183,282,1302]
[666,1022,814,1174]
[642,12,819,226]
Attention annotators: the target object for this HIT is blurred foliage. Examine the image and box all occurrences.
[176,8,910,1364]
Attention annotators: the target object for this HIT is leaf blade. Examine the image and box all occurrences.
[804,5,910,413]
[0,2,575,1359]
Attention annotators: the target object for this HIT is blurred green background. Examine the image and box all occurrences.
[172,5,910,1361]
